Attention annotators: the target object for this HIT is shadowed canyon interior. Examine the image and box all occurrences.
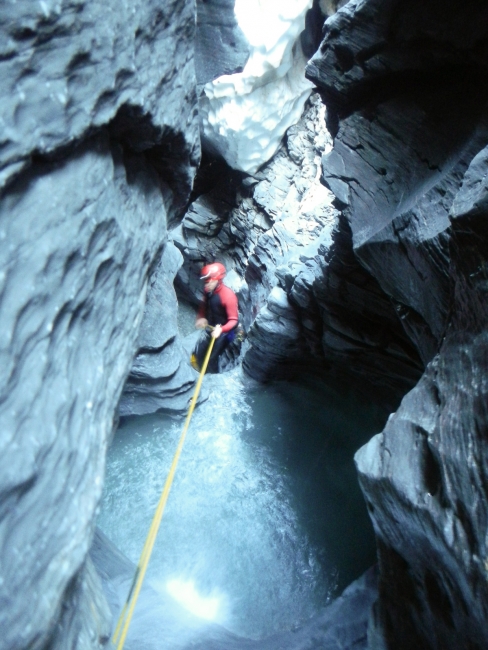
[1,1,488,649]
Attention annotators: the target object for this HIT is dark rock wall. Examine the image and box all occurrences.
[356,150,488,650]
[282,212,423,403]
[119,242,198,416]
[0,1,200,648]
[195,0,250,86]
[307,0,488,647]
[0,0,200,205]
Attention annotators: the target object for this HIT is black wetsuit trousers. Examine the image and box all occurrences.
[193,330,232,374]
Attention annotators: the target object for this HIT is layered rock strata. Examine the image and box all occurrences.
[175,92,423,404]
[173,92,335,326]
[119,243,198,417]
[306,0,488,647]
[0,1,200,648]
[355,146,488,650]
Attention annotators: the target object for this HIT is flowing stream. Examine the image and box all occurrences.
[98,351,383,640]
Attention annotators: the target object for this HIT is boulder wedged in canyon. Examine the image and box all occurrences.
[306,0,488,647]
[0,1,200,647]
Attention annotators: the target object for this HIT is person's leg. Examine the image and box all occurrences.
[206,334,229,373]
[192,331,212,371]
[192,331,232,373]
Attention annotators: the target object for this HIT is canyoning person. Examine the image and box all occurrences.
[191,262,239,374]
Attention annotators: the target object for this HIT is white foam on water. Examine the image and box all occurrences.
[98,368,330,639]
[166,578,222,621]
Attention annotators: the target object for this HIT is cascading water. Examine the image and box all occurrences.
[97,349,382,642]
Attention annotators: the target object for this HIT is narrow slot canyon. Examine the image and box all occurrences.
[97,360,382,645]
[1,1,488,650]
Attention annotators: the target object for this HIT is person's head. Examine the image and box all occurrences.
[200,262,226,293]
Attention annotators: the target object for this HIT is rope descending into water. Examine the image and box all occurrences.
[112,336,216,650]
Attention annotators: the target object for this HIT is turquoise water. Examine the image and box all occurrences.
[98,367,383,640]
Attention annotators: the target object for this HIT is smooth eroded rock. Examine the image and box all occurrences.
[0,136,166,648]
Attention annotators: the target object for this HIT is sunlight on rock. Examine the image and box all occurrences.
[200,0,313,174]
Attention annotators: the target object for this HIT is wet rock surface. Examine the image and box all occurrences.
[355,157,488,650]
[0,1,200,648]
[307,0,488,647]
[0,0,200,214]
[119,243,198,417]
[4,0,488,647]
[0,135,167,650]
[306,0,488,362]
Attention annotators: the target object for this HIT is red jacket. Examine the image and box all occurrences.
[197,283,238,333]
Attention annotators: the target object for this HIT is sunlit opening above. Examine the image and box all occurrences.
[200,0,313,174]
[234,0,311,47]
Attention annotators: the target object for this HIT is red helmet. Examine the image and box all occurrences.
[200,262,226,282]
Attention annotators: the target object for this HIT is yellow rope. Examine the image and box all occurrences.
[112,335,216,650]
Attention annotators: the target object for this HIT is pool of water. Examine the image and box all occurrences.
[97,367,383,640]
